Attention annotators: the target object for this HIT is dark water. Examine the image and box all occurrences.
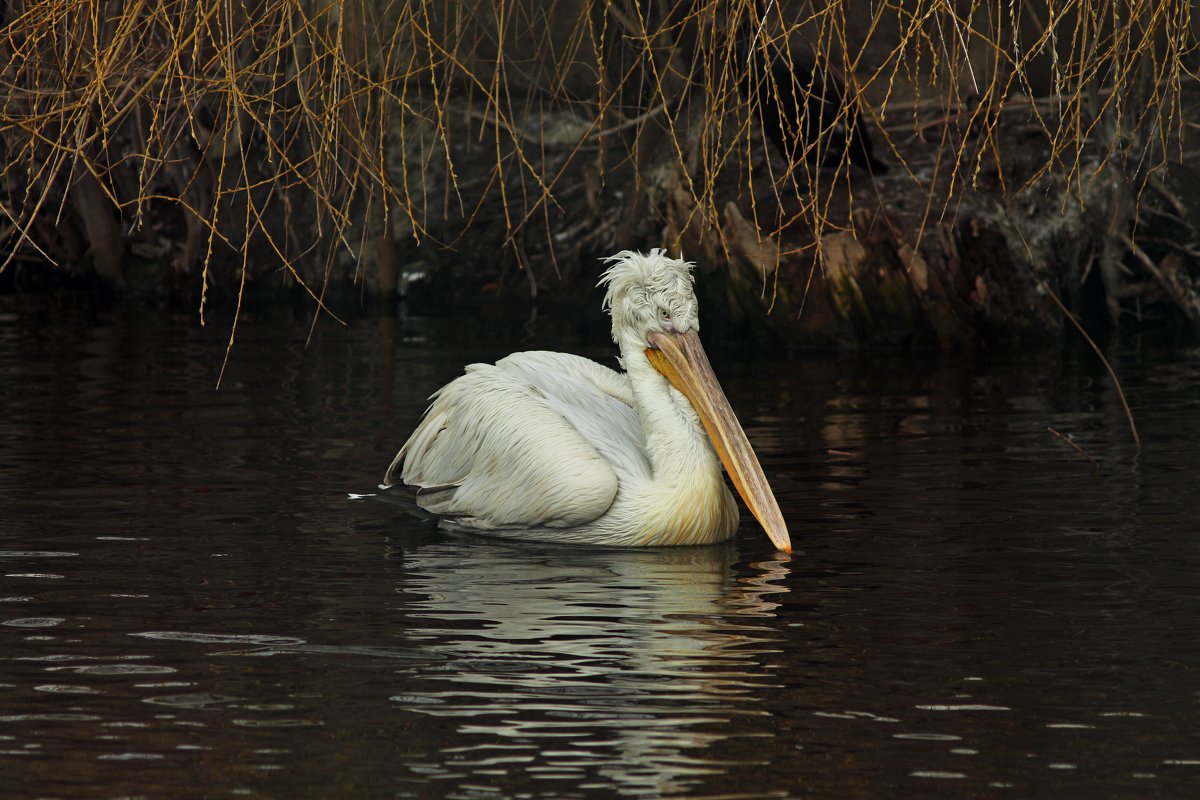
[1,305,1198,799]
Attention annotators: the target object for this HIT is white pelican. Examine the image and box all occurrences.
[383,249,791,552]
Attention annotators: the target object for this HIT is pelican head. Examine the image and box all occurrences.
[601,249,699,349]
[599,249,792,553]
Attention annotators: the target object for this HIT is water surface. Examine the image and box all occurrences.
[1,306,1198,798]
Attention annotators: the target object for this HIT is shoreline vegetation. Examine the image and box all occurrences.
[1,1,1197,348]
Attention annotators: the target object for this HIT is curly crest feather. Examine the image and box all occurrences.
[598,249,699,345]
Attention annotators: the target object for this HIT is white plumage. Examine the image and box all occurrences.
[383,249,791,551]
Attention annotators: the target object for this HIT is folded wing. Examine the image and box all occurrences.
[384,352,646,531]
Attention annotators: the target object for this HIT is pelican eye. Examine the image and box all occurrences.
[659,307,671,320]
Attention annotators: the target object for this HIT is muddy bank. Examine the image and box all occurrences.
[367,86,1200,350]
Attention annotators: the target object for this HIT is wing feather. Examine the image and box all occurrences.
[493,352,649,481]
[384,353,638,530]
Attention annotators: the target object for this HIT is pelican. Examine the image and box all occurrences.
[382,249,791,552]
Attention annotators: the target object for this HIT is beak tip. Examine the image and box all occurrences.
[766,525,791,554]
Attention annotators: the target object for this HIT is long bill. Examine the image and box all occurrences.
[645,329,792,553]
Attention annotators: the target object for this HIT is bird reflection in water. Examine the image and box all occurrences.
[385,535,792,795]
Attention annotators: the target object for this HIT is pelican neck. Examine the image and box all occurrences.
[620,339,721,484]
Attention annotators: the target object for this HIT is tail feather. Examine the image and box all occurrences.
[369,483,438,522]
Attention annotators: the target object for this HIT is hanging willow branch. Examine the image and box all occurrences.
[0,0,1194,324]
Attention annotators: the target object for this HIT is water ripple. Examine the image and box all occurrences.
[142,693,241,707]
[2,617,65,627]
[130,632,306,646]
[0,551,78,558]
[894,733,963,741]
[45,664,176,676]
